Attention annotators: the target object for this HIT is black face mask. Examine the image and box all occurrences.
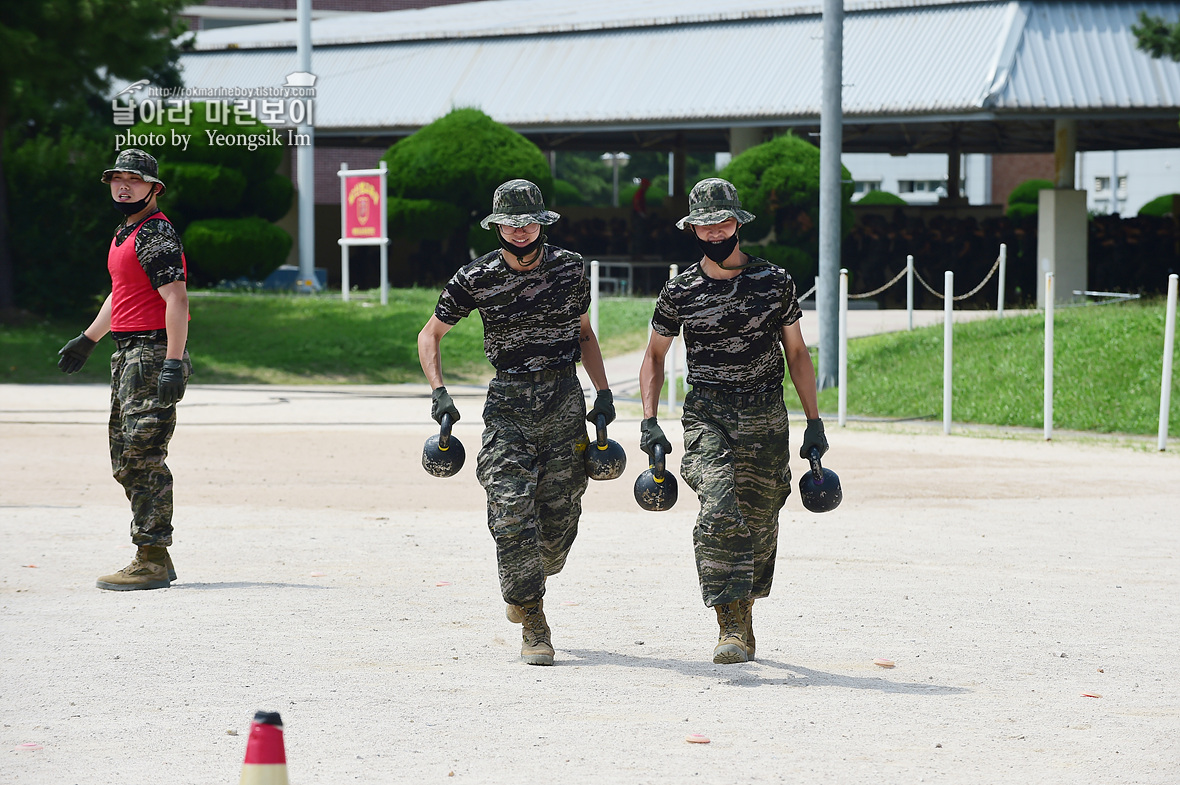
[112,192,153,217]
[694,231,741,266]
[498,231,545,266]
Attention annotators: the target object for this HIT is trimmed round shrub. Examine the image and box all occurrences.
[551,179,584,207]
[386,197,469,241]
[855,190,907,206]
[467,224,500,257]
[159,161,247,219]
[183,217,292,282]
[245,172,296,222]
[1006,178,1053,217]
[1138,193,1180,217]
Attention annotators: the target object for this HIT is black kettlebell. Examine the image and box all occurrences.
[798,446,842,513]
[422,413,465,478]
[634,443,678,511]
[584,414,627,481]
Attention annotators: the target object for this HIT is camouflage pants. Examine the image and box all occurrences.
[679,387,792,608]
[108,337,191,547]
[476,370,589,606]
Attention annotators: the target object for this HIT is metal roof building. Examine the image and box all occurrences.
[176,0,1180,153]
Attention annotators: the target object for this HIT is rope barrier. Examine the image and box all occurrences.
[848,266,910,300]
[899,253,1001,302]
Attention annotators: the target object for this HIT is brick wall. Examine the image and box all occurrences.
[991,153,1055,207]
[288,146,387,204]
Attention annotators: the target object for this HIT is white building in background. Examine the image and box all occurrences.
[842,150,1178,214]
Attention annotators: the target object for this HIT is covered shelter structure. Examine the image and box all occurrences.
[176,0,1180,302]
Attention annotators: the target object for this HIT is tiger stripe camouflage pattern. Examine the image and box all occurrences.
[476,374,590,606]
[108,338,191,547]
[650,259,802,394]
[679,388,792,608]
[435,245,591,373]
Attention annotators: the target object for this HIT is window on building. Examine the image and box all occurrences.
[897,179,946,194]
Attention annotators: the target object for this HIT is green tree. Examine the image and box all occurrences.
[0,0,189,315]
[380,108,552,283]
[1006,178,1053,220]
[719,132,853,278]
[1133,11,1180,61]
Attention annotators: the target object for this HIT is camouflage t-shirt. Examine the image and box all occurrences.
[114,211,186,289]
[651,258,802,393]
[435,245,591,373]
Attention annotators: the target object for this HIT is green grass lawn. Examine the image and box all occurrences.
[0,290,656,385]
[814,300,1180,437]
[3,291,1176,437]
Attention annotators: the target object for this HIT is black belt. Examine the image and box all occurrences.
[495,365,577,383]
[111,329,167,348]
[690,385,782,407]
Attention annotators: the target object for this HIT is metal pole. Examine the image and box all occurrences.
[838,268,848,427]
[667,264,679,415]
[1044,271,1054,441]
[1159,274,1178,451]
[339,162,349,302]
[997,243,1007,317]
[589,259,600,337]
[379,161,388,306]
[296,0,316,292]
[817,0,843,390]
[943,271,953,435]
[906,255,914,330]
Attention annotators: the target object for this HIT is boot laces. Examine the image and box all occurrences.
[719,603,743,637]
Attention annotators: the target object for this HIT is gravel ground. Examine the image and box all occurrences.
[2,381,1178,784]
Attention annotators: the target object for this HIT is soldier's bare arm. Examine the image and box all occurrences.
[158,281,188,361]
[639,332,674,419]
[577,313,609,393]
[418,314,454,389]
[781,321,819,419]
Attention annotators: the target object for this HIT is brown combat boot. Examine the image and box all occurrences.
[506,577,543,624]
[738,598,756,660]
[520,600,554,666]
[713,601,748,664]
[165,551,177,582]
[96,546,171,591]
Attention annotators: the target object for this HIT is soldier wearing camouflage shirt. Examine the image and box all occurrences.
[56,148,192,592]
[638,178,828,664]
[418,179,614,666]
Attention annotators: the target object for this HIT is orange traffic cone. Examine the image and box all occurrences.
[239,711,288,785]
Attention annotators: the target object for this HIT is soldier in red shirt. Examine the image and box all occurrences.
[56,149,191,591]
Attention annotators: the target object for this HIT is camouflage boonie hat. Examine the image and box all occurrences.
[675,177,755,230]
[479,179,560,229]
[102,148,166,194]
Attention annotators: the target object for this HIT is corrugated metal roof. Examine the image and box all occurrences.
[189,0,978,50]
[171,1,1180,136]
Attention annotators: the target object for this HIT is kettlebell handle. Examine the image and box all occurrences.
[651,443,666,480]
[808,446,824,483]
[595,413,608,448]
[439,413,454,450]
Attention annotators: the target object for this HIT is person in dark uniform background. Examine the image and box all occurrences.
[638,177,828,664]
[418,179,614,666]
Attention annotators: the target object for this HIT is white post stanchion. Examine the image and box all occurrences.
[997,243,1007,317]
[338,163,350,302]
[1159,273,1178,451]
[943,271,953,435]
[838,268,848,427]
[1044,271,1055,441]
[378,161,388,306]
[906,255,914,331]
[589,259,600,338]
[667,264,679,415]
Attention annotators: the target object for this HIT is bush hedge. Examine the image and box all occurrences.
[855,190,907,206]
[182,217,292,282]
[1138,193,1179,217]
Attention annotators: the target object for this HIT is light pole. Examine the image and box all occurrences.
[601,152,631,207]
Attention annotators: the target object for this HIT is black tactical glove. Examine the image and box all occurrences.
[639,416,672,459]
[799,417,829,460]
[57,333,96,374]
[430,386,460,424]
[586,388,616,426]
[158,359,187,406]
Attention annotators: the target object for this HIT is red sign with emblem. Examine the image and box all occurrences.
[343,175,382,238]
